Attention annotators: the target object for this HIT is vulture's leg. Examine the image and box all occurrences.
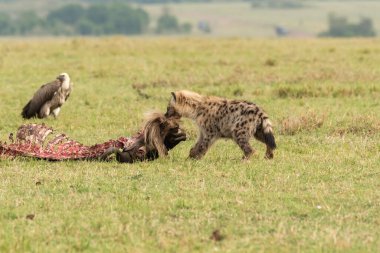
[39,102,51,118]
[52,107,61,118]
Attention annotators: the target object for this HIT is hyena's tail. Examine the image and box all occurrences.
[254,117,276,159]
[262,118,276,150]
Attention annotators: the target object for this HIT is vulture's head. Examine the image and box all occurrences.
[57,73,70,83]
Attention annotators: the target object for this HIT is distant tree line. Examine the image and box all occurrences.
[126,0,211,2]
[0,0,212,3]
[0,3,192,36]
[250,0,305,9]
[319,13,376,37]
[155,8,192,34]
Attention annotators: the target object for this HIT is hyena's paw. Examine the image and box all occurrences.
[241,157,252,164]
[188,155,201,160]
[189,150,202,160]
[188,148,197,159]
[241,148,255,161]
[265,151,274,159]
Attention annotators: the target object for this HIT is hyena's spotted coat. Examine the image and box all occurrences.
[165,90,277,160]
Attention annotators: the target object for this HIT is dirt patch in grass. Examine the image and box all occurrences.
[210,229,224,242]
[264,59,276,67]
[26,214,35,220]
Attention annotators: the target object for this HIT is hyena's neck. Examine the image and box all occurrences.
[176,103,198,119]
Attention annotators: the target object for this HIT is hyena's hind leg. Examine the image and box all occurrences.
[189,133,216,160]
[254,128,276,159]
[254,131,273,159]
[233,129,254,160]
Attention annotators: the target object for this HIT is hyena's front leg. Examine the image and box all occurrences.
[189,134,216,160]
[189,132,203,158]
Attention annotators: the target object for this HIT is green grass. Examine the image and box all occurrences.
[0,37,379,252]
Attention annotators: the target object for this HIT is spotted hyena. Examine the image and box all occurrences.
[165,90,276,160]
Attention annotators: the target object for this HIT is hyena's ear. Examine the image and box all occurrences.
[171,92,176,102]
[165,106,181,119]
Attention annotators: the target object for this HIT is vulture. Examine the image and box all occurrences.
[21,73,72,119]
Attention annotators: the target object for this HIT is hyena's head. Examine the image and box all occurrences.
[165,90,203,119]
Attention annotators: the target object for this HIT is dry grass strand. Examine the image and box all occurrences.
[279,111,325,135]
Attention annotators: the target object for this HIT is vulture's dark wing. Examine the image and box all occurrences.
[21,80,61,119]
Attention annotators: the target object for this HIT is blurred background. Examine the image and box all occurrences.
[0,0,378,38]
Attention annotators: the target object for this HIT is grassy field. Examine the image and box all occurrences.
[0,37,379,252]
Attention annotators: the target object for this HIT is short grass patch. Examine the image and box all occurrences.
[0,38,379,252]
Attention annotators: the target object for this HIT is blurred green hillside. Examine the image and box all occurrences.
[0,0,379,37]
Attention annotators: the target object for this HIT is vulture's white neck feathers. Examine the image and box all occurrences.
[60,73,71,90]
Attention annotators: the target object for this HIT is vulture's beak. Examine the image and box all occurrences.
[57,75,65,82]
